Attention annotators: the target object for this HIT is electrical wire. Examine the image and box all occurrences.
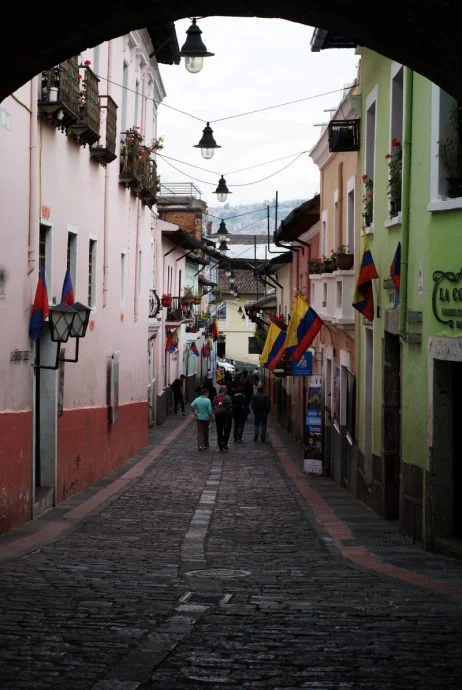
[157,150,308,177]
[94,72,354,126]
[158,151,306,188]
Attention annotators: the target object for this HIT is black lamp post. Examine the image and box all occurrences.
[179,19,215,74]
[35,302,91,370]
[194,122,221,160]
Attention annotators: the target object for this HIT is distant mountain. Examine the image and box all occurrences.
[205,198,306,235]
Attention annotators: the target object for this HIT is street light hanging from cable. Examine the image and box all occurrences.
[194,122,221,159]
[179,18,215,74]
[214,175,231,203]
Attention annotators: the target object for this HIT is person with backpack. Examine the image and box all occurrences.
[232,386,250,443]
[212,384,233,452]
[251,384,271,442]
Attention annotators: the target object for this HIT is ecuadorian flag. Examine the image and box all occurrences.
[259,322,286,371]
[352,247,379,321]
[190,342,199,357]
[29,268,50,341]
[284,294,323,362]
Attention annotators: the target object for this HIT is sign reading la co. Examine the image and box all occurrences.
[432,269,462,329]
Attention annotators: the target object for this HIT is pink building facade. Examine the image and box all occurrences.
[0,29,176,533]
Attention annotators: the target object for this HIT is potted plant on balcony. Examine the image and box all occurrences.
[181,287,194,306]
[438,101,462,198]
[308,258,322,274]
[361,174,374,226]
[385,137,402,215]
[161,293,172,308]
[321,255,334,273]
[335,244,354,270]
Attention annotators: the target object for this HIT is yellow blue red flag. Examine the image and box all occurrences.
[259,322,286,370]
[284,294,323,362]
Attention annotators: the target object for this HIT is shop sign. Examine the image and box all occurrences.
[432,269,462,329]
[304,374,323,474]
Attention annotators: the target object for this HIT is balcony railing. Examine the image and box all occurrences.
[164,297,186,324]
[149,289,161,318]
[39,57,80,129]
[137,155,159,208]
[90,95,118,166]
[309,269,356,325]
[67,65,100,147]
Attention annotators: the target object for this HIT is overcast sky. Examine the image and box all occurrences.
[156,17,359,210]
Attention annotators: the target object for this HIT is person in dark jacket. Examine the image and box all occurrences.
[232,387,249,442]
[251,385,271,442]
[171,375,186,415]
[243,369,254,404]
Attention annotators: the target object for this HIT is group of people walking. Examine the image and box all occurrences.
[187,369,271,452]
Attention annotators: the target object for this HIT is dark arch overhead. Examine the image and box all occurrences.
[1,2,461,102]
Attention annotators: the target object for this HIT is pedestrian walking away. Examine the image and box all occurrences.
[190,387,213,450]
[251,384,271,442]
[232,386,250,442]
[170,374,186,415]
[212,384,233,451]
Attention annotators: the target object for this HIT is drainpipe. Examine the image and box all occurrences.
[399,68,414,340]
[102,41,112,308]
[28,76,39,274]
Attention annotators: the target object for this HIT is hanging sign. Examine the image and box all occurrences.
[292,351,313,377]
[432,269,462,329]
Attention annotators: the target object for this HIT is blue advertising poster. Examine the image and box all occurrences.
[304,375,323,473]
[292,351,313,377]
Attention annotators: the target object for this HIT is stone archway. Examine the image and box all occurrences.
[1,3,462,102]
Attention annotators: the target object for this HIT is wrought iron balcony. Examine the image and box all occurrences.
[149,289,161,318]
[38,57,80,129]
[90,95,118,166]
[137,155,159,208]
[67,65,100,147]
[164,297,185,324]
[328,119,360,152]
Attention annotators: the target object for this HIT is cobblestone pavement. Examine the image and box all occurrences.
[1,413,462,689]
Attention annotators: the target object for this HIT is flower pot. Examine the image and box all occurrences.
[49,86,58,103]
[364,211,373,227]
[331,257,337,271]
[336,253,354,270]
[161,298,171,308]
[322,260,333,273]
[446,177,462,198]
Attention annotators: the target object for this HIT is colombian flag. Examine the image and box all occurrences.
[29,268,50,341]
[211,319,219,342]
[390,242,401,307]
[352,247,378,321]
[190,342,199,357]
[284,294,323,362]
[259,322,286,371]
[60,270,75,305]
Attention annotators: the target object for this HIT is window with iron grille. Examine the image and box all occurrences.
[88,239,97,307]
[39,224,52,288]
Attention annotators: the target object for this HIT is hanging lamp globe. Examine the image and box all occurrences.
[218,240,229,255]
[214,175,231,203]
[179,18,215,74]
[217,220,229,242]
[194,122,221,159]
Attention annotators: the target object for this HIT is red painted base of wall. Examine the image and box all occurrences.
[57,402,147,503]
[0,411,33,534]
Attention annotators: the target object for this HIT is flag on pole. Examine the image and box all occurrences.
[201,341,211,357]
[352,246,379,321]
[211,319,219,342]
[165,329,178,353]
[390,241,401,307]
[284,294,323,362]
[190,342,200,357]
[29,268,50,341]
[259,322,286,370]
[60,269,75,305]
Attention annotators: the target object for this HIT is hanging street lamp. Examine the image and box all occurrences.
[179,18,215,74]
[217,219,229,243]
[214,175,231,203]
[194,122,221,159]
[218,240,229,255]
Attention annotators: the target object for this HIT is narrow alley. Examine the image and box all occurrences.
[1,414,462,690]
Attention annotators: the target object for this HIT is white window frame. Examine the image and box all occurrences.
[321,209,328,257]
[346,175,356,255]
[364,85,378,234]
[39,222,53,300]
[66,225,78,293]
[428,84,462,212]
[333,190,339,251]
[120,251,126,307]
[387,63,404,223]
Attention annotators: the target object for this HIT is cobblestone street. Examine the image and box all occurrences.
[1,413,462,689]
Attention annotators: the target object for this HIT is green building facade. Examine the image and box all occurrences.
[356,49,462,556]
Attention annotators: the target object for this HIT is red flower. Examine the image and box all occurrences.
[84,59,91,66]
[362,174,368,183]
[77,74,82,80]
[391,137,400,148]
[385,153,392,159]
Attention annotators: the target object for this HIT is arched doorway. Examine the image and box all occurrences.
[1,5,461,102]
